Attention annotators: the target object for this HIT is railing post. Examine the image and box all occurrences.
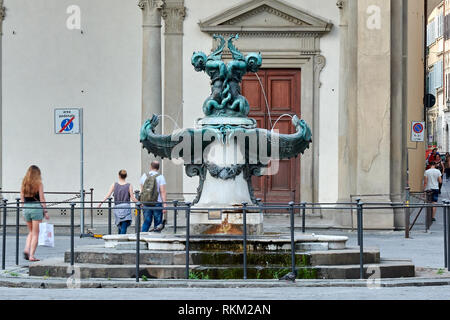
[185,202,191,279]
[447,200,450,272]
[355,198,361,246]
[90,188,94,229]
[2,199,7,270]
[15,198,20,266]
[444,200,448,269]
[134,191,140,234]
[173,200,178,234]
[357,199,364,279]
[70,202,75,269]
[136,202,141,283]
[242,202,248,280]
[426,192,432,232]
[405,187,410,239]
[107,197,112,235]
[289,201,296,277]
[301,202,307,233]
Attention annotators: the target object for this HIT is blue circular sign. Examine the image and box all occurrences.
[61,119,74,132]
[413,123,424,134]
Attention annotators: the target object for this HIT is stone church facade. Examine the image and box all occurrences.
[0,0,428,229]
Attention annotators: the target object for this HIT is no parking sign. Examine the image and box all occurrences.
[54,109,80,134]
[411,121,425,142]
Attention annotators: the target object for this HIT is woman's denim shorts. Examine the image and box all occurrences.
[23,202,44,222]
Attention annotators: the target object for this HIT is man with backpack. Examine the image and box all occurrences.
[140,161,167,232]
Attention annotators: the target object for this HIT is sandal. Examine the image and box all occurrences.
[23,252,29,260]
[29,258,40,262]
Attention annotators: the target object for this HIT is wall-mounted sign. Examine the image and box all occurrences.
[411,121,425,142]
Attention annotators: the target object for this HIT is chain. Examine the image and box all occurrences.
[46,194,81,208]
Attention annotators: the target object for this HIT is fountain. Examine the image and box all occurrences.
[140,34,312,235]
[27,35,415,281]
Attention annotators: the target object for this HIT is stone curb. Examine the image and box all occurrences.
[1,270,450,289]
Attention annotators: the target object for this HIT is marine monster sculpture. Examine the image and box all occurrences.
[140,34,312,204]
[191,34,262,117]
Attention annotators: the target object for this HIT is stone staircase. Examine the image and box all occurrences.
[28,233,415,280]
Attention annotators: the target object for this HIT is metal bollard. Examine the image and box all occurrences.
[70,203,75,268]
[2,199,7,270]
[15,198,20,266]
[136,202,141,283]
[173,200,178,234]
[107,198,112,235]
[242,202,248,280]
[301,202,306,233]
[357,200,364,279]
[288,202,296,276]
[185,202,191,279]
[444,200,448,269]
[405,187,410,239]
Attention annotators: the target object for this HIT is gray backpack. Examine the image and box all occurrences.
[141,173,160,204]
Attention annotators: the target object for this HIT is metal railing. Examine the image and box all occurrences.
[2,198,450,282]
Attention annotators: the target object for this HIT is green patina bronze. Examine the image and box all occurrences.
[191,34,262,118]
[140,34,312,204]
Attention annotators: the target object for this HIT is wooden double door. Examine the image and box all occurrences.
[241,69,301,203]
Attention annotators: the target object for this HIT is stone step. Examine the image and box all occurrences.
[29,258,413,280]
[191,260,415,280]
[63,246,380,266]
[29,258,192,279]
[312,260,416,279]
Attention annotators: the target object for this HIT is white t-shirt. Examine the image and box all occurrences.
[424,168,442,191]
[140,171,166,203]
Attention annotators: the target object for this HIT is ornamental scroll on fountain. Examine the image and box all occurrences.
[140,35,312,235]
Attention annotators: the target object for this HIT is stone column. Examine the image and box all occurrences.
[161,0,185,200]
[390,0,408,228]
[139,0,164,174]
[0,1,5,189]
[336,0,358,226]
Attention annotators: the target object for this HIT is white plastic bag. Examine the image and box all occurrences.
[38,222,54,247]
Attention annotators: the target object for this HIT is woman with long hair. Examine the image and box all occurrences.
[20,165,49,261]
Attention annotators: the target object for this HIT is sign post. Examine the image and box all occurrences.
[55,108,84,234]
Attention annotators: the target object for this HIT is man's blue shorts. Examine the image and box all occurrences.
[427,190,439,203]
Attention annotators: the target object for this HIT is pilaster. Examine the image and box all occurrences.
[161,0,185,199]
[0,0,5,189]
[139,0,164,175]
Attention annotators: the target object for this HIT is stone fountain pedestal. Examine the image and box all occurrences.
[190,117,264,235]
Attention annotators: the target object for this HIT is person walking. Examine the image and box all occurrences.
[445,152,450,181]
[435,154,445,193]
[20,165,49,262]
[424,162,442,222]
[426,148,440,170]
[98,170,138,234]
[140,161,167,233]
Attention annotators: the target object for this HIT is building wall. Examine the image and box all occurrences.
[2,0,142,199]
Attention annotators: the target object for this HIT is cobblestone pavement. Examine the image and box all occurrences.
[0,286,449,300]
